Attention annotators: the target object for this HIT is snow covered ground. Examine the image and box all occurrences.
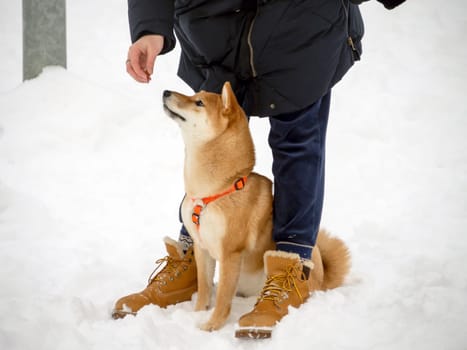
[1,1,467,349]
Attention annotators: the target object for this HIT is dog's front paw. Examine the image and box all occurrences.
[199,319,224,332]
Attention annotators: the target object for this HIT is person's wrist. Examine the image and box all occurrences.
[144,34,164,55]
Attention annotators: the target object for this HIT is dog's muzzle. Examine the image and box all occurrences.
[163,91,186,122]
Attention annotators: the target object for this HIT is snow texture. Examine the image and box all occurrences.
[1,1,467,349]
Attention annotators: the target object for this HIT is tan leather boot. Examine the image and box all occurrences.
[112,237,197,319]
[235,250,313,339]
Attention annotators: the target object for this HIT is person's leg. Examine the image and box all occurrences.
[268,92,330,259]
[178,225,193,252]
[178,197,194,253]
[236,92,331,339]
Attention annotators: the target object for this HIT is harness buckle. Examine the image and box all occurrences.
[192,204,203,226]
[234,177,246,191]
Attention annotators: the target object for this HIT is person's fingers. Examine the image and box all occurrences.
[126,59,147,83]
[146,49,158,77]
[127,47,149,82]
[125,35,163,83]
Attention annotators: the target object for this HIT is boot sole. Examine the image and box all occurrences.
[235,328,272,339]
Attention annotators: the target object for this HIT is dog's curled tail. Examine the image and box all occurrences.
[316,229,351,290]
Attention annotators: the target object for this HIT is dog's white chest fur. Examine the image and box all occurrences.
[181,200,225,260]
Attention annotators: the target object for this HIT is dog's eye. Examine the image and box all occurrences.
[195,100,204,107]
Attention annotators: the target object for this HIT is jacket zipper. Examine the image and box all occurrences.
[247,10,258,78]
[341,0,360,61]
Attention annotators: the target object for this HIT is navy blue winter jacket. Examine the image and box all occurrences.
[128,0,364,117]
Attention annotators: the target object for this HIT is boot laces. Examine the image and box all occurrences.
[257,264,305,307]
[147,255,189,286]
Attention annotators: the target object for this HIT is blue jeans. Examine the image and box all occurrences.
[269,92,330,259]
[180,92,331,260]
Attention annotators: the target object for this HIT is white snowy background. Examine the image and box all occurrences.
[1,1,466,349]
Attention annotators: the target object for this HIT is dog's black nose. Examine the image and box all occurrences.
[163,90,171,98]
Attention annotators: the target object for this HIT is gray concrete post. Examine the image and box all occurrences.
[22,0,66,81]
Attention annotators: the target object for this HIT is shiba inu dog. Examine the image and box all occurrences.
[162,82,350,332]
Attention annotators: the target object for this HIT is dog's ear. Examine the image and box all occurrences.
[221,81,238,113]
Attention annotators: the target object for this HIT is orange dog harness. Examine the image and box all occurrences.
[191,176,247,230]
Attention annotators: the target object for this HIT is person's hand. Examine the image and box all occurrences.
[126,34,164,83]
